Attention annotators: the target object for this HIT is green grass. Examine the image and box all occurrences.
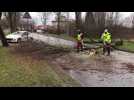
[0,47,79,87]
[116,41,134,52]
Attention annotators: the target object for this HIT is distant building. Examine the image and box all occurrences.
[36,25,48,30]
[33,25,52,32]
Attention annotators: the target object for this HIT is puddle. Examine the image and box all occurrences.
[68,69,134,87]
[64,57,134,87]
[58,50,134,87]
[121,63,134,73]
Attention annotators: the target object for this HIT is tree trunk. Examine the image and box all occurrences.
[44,13,47,25]
[8,12,13,32]
[75,12,82,31]
[14,12,17,31]
[57,12,61,35]
[66,12,70,35]
[0,12,9,47]
[93,12,106,33]
[8,12,17,33]
[84,12,95,34]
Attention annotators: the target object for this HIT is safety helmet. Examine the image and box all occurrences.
[104,29,108,32]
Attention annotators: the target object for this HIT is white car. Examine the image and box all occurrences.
[37,29,43,33]
[6,31,33,43]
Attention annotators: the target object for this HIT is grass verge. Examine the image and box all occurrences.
[0,46,80,87]
[115,40,134,53]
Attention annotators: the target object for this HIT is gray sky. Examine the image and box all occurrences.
[29,12,134,25]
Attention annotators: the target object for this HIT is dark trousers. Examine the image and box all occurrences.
[103,43,111,55]
[77,41,83,52]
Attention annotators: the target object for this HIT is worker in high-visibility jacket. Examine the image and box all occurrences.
[101,29,112,56]
[77,32,84,52]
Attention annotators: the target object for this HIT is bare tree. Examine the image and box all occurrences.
[105,12,114,27]
[84,12,95,33]
[122,15,133,28]
[41,12,51,25]
[0,17,9,29]
[105,12,120,28]
[130,14,134,29]
[65,12,70,35]
[75,12,82,31]
[0,12,9,47]
[113,12,120,26]
[56,12,61,34]
[4,12,21,33]
[92,12,106,33]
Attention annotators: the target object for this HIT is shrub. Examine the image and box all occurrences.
[115,39,123,46]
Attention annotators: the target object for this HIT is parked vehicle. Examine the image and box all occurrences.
[36,29,43,33]
[6,31,33,43]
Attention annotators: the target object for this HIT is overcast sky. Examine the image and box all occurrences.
[29,12,134,25]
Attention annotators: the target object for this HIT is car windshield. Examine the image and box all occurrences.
[12,31,25,35]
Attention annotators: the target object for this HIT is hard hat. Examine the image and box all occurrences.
[104,29,108,32]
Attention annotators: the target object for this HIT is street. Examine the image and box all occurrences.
[29,32,134,87]
[66,51,134,87]
[30,33,76,48]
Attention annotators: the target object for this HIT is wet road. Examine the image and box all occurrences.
[29,33,134,87]
[66,51,134,87]
[30,33,76,48]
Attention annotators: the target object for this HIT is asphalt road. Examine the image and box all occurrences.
[68,50,134,87]
[30,33,76,48]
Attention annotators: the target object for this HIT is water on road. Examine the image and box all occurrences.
[67,51,134,87]
[30,33,134,87]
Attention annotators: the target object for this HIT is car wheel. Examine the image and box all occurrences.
[17,38,21,43]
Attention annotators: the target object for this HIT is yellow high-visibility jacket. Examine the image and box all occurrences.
[101,32,112,44]
[77,34,81,41]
